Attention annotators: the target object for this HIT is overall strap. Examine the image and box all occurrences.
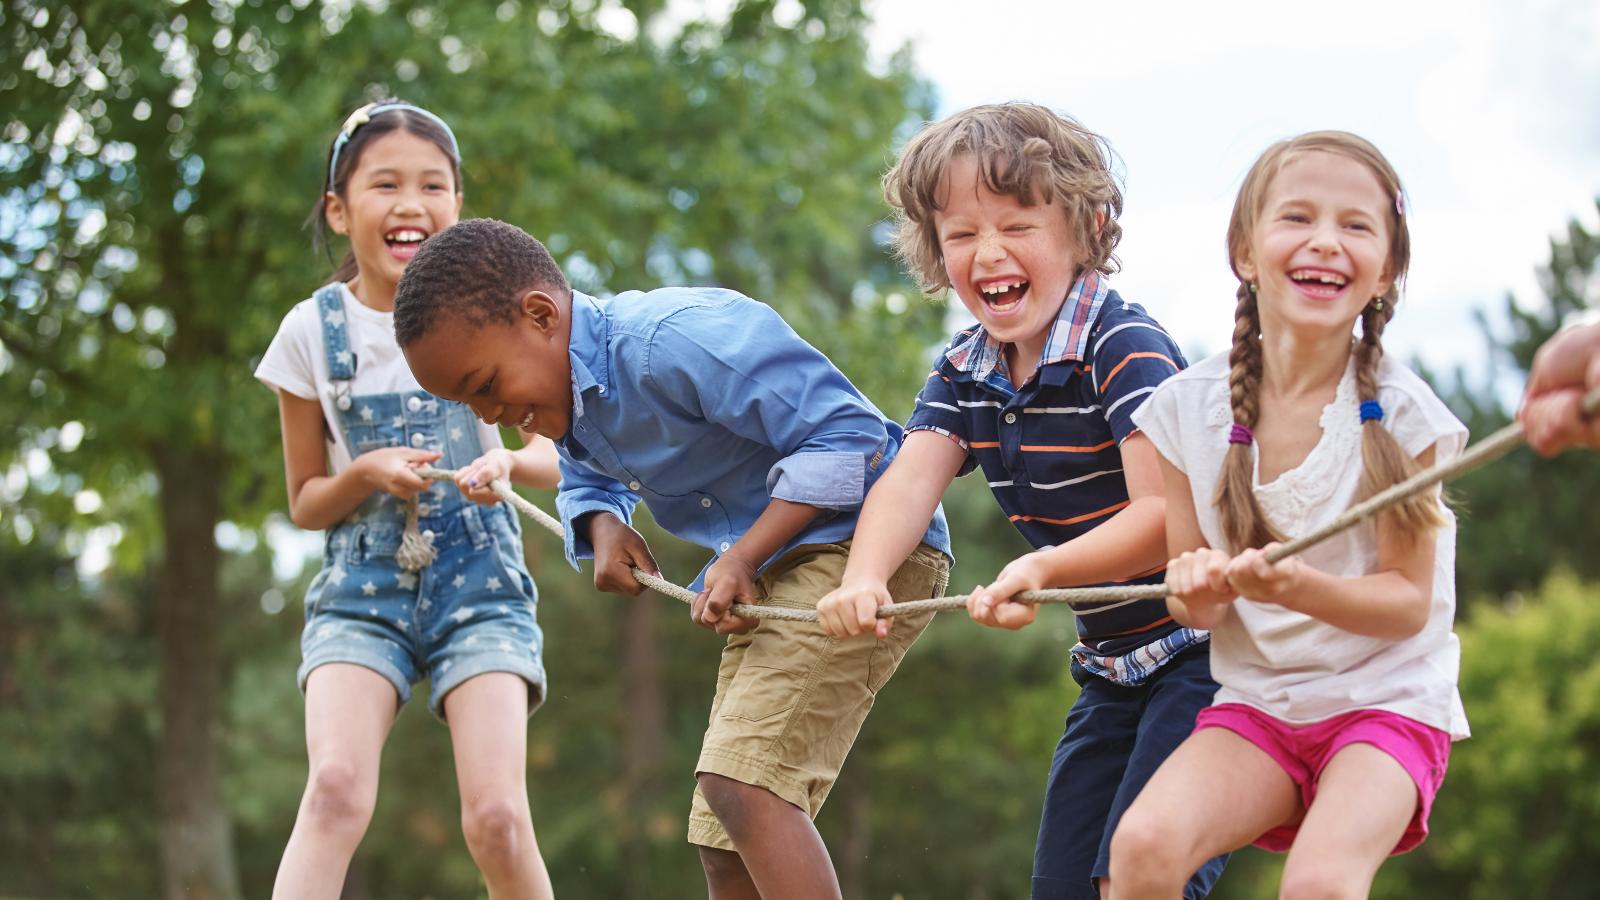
[315,284,357,411]
[316,284,357,381]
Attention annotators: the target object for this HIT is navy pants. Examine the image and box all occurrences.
[1031,643,1228,900]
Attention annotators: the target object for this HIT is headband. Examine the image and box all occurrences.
[326,102,461,187]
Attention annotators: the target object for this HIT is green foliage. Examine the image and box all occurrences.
[1440,203,1600,602]
[1373,573,1600,899]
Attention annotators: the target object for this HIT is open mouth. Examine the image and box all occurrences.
[385,227,429,259]
[1288,268,1348,300]
[978,278,1030,313]
[515,409,537,430]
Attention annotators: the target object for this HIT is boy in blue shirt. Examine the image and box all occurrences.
[816,103,1226,899]
[394,218,951,899]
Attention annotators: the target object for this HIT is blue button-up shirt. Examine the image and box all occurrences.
[555,287,952,589]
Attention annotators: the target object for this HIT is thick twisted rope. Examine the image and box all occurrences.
[413,385,1598,622]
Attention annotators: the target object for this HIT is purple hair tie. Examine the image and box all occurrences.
[1359,400,1384,423]
[1228,423,1253,446]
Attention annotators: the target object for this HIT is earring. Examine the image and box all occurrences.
[1247,282,1257,295]
[1372,297,1385,312]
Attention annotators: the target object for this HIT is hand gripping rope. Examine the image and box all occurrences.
[409,386,1600,624]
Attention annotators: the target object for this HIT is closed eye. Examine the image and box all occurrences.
[475,375,495,396]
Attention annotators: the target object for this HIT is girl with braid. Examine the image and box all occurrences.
[1106,132,1468,900]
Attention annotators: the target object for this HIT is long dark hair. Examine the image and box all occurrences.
[307,98,463,285]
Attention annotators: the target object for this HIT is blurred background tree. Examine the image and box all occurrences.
[2,0,1596,898]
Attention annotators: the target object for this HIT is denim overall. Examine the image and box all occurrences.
[298,284,546,718]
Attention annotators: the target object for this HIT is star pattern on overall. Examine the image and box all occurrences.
[327,564,347,586]
[334,349,353,367]
[452,574,467,588]
[323,308,346,327]
[485,576,502,591]
[359,405,374,422]
[361,581,377,596]
[396,571,417,590]
[449,426,463,441]
[450,607,475,624]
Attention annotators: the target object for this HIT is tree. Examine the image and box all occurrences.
[1439,202,1600,602]
[2,1,944,895]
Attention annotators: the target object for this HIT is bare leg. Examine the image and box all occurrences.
[698,845,762,900]
[446,672,553,900]
[697,773,841,900]
[272,664,398,900]
[1277,744,1416,900]
[1109,728,1301,900]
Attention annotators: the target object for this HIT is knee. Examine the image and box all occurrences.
[1278,864,1366,900]
[697,845,748,884]
[303,759,375,835]
[697,773,759,841]
[461,796,532,866]
[1107,809,1191,894]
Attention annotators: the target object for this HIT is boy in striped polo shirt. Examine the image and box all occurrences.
[817,103,1226,900]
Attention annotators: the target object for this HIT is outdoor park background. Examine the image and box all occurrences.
[3,1,1599,897]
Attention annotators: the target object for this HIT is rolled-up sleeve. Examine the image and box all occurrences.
[645,301,887,510]
[554,452,640,569]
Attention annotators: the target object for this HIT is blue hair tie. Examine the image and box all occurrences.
[327,102,461,186]
[1359,400,1384,423]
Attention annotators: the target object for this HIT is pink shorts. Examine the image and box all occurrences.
[1193,703,1451,854]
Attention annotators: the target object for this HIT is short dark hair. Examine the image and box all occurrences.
[393,218,571,346]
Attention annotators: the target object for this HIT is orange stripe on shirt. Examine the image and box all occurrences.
[969,440,1001,449]
[1019,439,1116,453]
[1008,500,1129,526]
[1094,615,1175,638]
[1098,351,1179,393]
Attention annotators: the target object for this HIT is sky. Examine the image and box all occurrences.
[860,0,1600,376]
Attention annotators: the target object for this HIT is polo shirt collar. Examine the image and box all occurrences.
[944,271,1110,382]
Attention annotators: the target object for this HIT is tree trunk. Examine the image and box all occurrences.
[154,445,242,900]
[836,761,871,900]
[621,598,666,898]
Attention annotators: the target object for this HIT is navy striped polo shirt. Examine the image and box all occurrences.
[906,273,1202,676]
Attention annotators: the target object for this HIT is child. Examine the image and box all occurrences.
[392,218,953,900]
[254,101,559,899]
[1109,132,1470,900]
[816,102,1225,900]
[1521,320,1600,455]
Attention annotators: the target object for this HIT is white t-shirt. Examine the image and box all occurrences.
[1133,350,1470,739]
[254,282,503,474]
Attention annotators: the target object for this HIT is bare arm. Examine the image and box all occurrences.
[968,432,1168,630]
[1154,448,1235,630]
[1225,446,1439,640]
[815,430,965,637]
[277,391,437,530]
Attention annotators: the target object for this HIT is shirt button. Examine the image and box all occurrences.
[407,397,422,411]
[700,497,712,508]
[1005,412,1018,424]
[597,385,606,394]
[410,433,425,447]
[719,542,730,553]
[335,396,352,411]
[627,480,641,491]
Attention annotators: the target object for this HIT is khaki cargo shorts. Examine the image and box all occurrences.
[687,541,949,851]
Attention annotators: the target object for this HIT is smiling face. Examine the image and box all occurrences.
[402,289,575,439]
[324,130,462,306]
[933,154,1082,371]
[1237,150,1394,341]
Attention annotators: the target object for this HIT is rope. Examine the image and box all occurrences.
[408,384,1599,623]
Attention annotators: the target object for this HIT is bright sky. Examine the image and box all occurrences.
[864,0,1600,377]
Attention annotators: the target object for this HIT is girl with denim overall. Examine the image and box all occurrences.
[254,101,559,899]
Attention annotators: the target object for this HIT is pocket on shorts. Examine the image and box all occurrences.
[716,664,798,724]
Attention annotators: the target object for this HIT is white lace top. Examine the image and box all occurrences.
[1133,350,1470,738]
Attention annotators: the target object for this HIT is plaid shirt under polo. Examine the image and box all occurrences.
[906,273,1206,684]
